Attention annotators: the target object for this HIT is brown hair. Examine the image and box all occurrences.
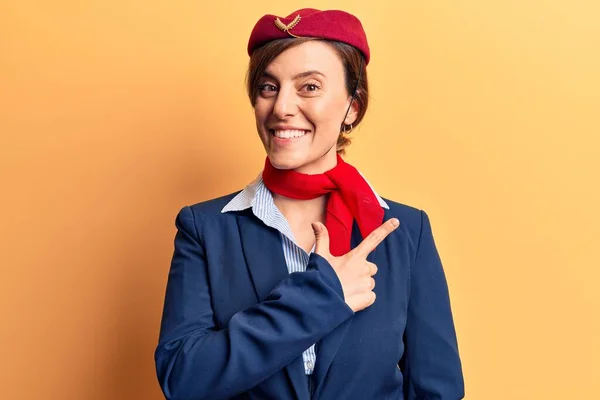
[246,38,369,155]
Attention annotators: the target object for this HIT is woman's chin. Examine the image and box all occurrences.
[267,148,339,174]
[266,154,305,171]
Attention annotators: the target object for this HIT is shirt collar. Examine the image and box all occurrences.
[221,172,389,213]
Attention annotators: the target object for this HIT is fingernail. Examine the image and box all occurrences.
[391,218,399,227]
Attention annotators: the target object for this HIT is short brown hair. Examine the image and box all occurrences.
[246,38,369,154]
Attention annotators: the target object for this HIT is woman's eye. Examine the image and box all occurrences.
[304,83,320,92]
[258,84,278,92]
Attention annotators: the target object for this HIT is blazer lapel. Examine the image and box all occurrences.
[313,220,376,398]
[237,212,289,301]
[237,212,310,399]
[283,356,311,400]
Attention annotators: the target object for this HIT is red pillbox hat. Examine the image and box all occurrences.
[247,8,371,65]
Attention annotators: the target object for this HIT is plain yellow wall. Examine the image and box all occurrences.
[1,0,598,399]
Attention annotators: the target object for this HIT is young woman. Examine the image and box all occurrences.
[155,8,464,400]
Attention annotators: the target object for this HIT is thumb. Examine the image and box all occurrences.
[311,222,330,257]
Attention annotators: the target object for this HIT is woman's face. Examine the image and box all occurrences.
[254,41,357,174]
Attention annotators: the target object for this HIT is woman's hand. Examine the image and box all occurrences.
[311,218,400,312]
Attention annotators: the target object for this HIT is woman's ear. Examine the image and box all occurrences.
[344,95,360,125]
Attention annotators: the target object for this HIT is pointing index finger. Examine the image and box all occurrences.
[353,218,400,258]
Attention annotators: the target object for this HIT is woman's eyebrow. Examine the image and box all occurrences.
[262,70,326,80]
[291,70,326,80]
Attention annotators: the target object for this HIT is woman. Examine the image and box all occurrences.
[155,8,464,400]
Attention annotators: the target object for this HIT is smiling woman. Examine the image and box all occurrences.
[246,37,369,163]
[253,40,356,174]
[154,8,464,400]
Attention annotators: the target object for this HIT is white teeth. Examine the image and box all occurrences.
[273,129,307,139]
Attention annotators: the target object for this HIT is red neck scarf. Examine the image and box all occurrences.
[262,154,384,256]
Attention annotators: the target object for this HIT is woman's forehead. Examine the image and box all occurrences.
[265,41,344,78]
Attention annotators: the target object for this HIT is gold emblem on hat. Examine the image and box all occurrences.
[274,15,302,38]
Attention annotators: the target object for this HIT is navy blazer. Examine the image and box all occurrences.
[155,192,464,400]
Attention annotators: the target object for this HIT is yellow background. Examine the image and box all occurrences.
[1,0,598,399]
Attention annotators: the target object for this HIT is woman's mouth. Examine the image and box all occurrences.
[271,129,309,139]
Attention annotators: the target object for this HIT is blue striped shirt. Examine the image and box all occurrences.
[221,173,389,375]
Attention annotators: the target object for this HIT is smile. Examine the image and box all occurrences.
[271,129,309,139]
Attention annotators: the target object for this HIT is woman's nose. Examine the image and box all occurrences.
[272,88,298,119]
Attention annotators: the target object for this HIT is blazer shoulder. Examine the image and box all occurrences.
[180,190,244,219]
[380,197,428,245]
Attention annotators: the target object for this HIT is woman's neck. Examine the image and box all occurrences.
[272,193,328,226]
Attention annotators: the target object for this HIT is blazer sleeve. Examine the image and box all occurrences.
[401,210,465,399]
[154,206,354,400]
